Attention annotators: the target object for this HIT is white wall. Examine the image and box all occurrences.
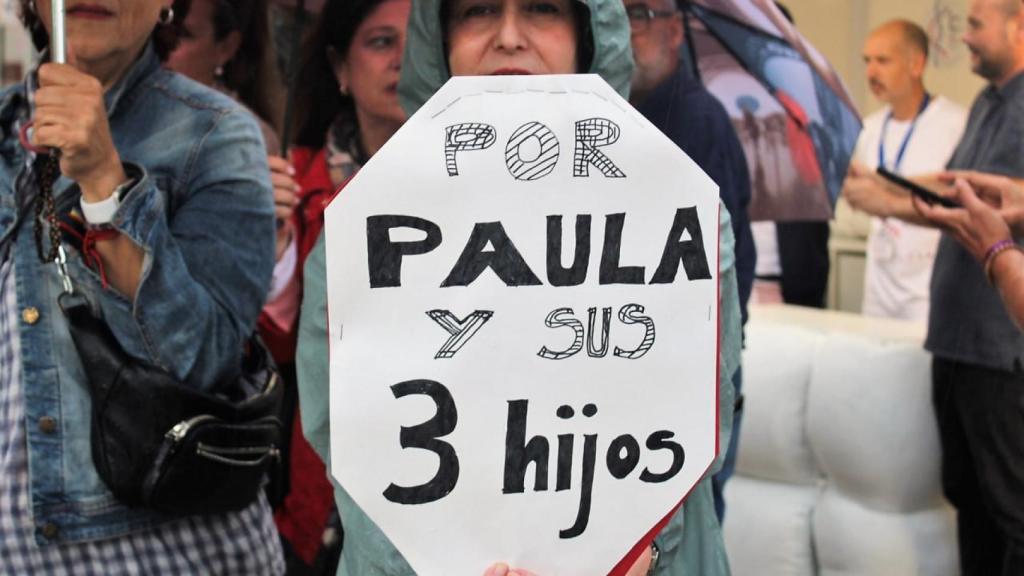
[1,0,38,87]
[785,0,986,114]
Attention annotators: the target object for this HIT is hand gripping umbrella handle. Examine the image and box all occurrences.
[22,1,65,155]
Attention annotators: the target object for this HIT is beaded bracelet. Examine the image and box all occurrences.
[983,239,1022,285]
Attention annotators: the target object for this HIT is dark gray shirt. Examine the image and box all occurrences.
[927,72,1024,371]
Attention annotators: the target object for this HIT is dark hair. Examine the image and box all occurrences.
[18,0,191,62]
[572,2,595,73]
[440,1,594,73]
[206,0,285,133]
[292,0,386,150]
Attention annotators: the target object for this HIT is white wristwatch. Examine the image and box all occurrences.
[80,178,135,225]
[647,541,660,576]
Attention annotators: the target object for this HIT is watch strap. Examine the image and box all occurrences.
[647,541,660,576]
[80,178,134,224]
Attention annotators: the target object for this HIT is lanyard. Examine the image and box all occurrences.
[878,93,931,174]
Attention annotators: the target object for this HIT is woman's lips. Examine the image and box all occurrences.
[491,68,532,75]
[67,5,115,19]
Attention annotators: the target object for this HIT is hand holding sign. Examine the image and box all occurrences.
[324,75,720,575]
[484,564,537,576]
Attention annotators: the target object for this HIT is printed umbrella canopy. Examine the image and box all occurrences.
[680,0,862,221]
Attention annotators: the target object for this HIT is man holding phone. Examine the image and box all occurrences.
[844,2,1024,574]
[843,20,966,321]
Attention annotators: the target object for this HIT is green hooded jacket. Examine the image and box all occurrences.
[296,2,740,574]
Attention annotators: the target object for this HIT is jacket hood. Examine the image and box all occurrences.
[398,0,634,116]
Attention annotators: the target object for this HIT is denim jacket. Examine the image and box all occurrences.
[0,44,275,544]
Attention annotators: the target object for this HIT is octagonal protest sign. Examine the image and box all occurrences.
[323,74,720,575]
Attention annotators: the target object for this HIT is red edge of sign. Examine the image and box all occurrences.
[608,203,723,576]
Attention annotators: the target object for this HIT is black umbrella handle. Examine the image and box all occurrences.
[280,0,308,157]
[681,2,702,84]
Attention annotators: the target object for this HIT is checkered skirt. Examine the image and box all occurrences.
[0,256,285,575]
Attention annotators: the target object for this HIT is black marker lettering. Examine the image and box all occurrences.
[546,215,591,287]
[650,207,711,283]
[446,123,497,176]
[586,307,612,358]
[426,310,494,359]
[613,304,656,359]
[503,400,549,494]
[640,430,686,483]
[367,215,442,288]
[442,222,542,287]
[573,118,625,178]
[505,121,560,181]
[599,213,645,285]
[383,380,459,505]
[537,308,585,360]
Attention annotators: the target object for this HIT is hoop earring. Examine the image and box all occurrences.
[159,6,175,25]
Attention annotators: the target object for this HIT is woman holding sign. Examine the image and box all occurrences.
[296,1,742,575]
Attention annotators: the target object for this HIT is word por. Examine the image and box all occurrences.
[444,118,625,181]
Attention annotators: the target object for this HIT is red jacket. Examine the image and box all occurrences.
[261,146,339,565]
[258,146,336,362]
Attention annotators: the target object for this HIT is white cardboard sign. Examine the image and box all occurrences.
[324,75,720,576]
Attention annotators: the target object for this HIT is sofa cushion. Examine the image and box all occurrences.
[813,485,959,576]
[807,335,944,513]
[738,324,821,485]
[723,476,818,576]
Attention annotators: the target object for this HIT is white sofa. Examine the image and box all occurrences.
[723,305,958,576]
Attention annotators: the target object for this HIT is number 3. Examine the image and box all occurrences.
[383,380,460,505]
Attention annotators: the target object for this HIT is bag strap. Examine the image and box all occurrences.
[0,153,61,262]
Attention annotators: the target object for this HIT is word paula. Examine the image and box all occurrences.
[366,211,711,289]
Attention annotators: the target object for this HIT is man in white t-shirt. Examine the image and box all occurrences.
[846,19,967,320]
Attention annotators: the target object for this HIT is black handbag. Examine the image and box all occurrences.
[59,290,284,516]
[11,152,284,516]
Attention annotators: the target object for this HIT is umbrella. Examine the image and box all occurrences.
[52,0,67,63]
[679,0,862,221]
[277,0,307,156]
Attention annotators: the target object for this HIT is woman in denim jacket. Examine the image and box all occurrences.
[0,0,282,573]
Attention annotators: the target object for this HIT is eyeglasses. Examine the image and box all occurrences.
[625,4,679,33]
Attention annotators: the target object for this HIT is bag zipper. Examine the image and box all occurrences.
[166,414,218,443]
[164,371,279,444]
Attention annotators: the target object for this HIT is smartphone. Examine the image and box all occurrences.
[877,167,961,209]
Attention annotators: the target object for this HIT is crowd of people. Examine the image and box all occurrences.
[0,0,1022,575]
